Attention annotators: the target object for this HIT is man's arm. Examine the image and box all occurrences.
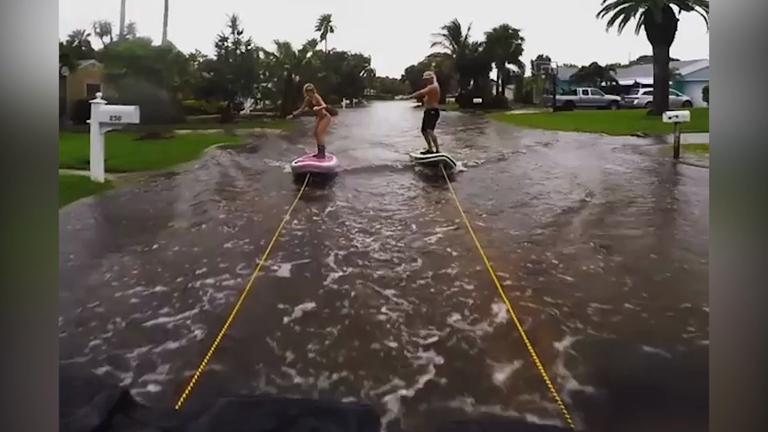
[404,84,434,100]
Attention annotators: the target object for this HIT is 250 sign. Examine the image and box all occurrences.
[108,115,123,122]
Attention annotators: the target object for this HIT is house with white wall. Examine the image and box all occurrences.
[612,59,709,106]
[553,59,710,107]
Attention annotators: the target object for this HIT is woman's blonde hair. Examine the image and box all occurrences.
[303,83,316,93]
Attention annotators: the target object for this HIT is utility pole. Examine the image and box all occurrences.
[161,0,169,45]
[118,0,126,39]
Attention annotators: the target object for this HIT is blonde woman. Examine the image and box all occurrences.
[287,83,333,159]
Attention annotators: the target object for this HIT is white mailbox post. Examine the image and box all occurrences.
[662,110,691,160]
[88,92,140,182]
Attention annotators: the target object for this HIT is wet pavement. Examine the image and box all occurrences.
[59,101,709,431]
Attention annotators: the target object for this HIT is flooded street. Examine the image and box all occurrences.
[59,101,709,431]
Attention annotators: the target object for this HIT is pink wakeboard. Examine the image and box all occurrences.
[290,153,339,174]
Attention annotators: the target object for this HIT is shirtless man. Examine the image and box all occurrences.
[403,71,441,154]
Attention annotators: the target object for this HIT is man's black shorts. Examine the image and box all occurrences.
[421,107,440,132]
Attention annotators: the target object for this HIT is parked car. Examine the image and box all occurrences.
[621,88,694,109]
[540,87,622,110]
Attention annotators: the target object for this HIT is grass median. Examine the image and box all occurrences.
[489,107,709,136]
[59,132,240,173]
[59,131,242,206]
[59,174,114,208]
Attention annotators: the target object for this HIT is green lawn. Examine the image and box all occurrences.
[662,143,709,154]
[59,132,240,172]
[488,107,709,136]
[59,174,114,208]
[439,103,460,112]
[681,143,709,153]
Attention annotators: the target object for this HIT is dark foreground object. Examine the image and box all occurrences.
[60,367,575,432]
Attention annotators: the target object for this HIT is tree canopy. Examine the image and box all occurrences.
[59,12,391,123]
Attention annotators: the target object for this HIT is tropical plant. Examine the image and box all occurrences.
[361,65,376,91]
[483,24,525,97]
[430,18,473,94]
[91,20,114,47]
[314,13,335,52]
[124,21,138,39]
[98,35,191,124]
[460,41,493,98]
[59,29,97,75]
[266,39,319,116]
[702,84,708,105]
[596,0,710,115]
[61,10,384,122]
[569,62,618,87]
[67,29,93,50]
[207,14,262,121]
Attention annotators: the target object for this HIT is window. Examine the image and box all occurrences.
[85,83,101,98]
[669,90,682,97]
[590,89,606,97]
[566,89,577,96]
[580,89,589,97]
[628,89,641,96]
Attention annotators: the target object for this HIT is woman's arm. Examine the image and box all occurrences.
[287,98,310,118]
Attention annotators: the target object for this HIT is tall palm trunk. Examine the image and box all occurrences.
[162,0,169,45]
[280,70,294,117]
[644,5,678,116]
[119,0,126,39]
[651,45,671,114]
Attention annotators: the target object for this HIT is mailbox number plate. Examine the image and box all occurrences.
[109,115,123,122]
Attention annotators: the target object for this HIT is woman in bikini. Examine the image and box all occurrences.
[287,83,333,159]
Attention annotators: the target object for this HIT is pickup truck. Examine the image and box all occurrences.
[541,87,622,110]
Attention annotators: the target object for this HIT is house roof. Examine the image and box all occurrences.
[557,58,709,85]
[76,59,102,69]
[557,66,579,81]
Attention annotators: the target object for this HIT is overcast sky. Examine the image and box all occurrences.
[59,0,710,78]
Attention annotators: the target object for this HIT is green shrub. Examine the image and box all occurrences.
[487,94,510,109]
[182,99,224,116]
[702,85,709,105]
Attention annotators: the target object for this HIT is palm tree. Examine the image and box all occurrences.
[569,62,618,88]
[267,39,318,116]
[92,20,114,47]
[484,24,525,97]
[67,29,93,50]
[124,21,138,39]
[596,0,709,115]
[462,41,493,96]
[430,18,473,94]
[162,0,170,45]
[361,65,376,93]
[314,13,335,52]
